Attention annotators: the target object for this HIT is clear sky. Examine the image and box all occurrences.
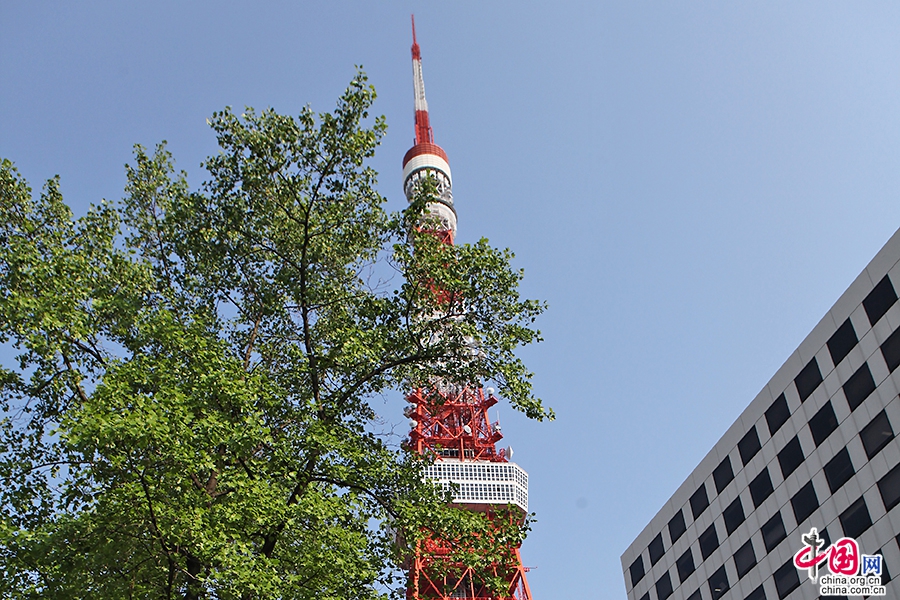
[4,2,900,598]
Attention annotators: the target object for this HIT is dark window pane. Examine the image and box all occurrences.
[878,549,891,584]
[840,497,873,539]
[777,436,804,478]
[629,556,645,587]
[828,318,858,366]
[639,593,649,600]
[819,526,831,548]
[749,468,774,508]
[774,560,801,599]
[878,462,900,511]
[668,510,686,543]
[686,590,701,600]
[723,496,745,535]
[738,427,762,465]
[766,393,791,436]
[795,357,823,401]
[824,448,855,494]
[744,584,766,600]
[861,410,895,459]
[676,548,695,583]
[656,571,673,600]
[699,523,719,560]
[648,532,664,565]
[734,538,756,579]
[864,275,897,326]
[708,565,729,600]
[791,480,819,525]
[843,362,876,411]
[762,512,787,552]
[881,327,900,372]
[690,484,710,520]
[809,401,839,446]
[713,456,734,493]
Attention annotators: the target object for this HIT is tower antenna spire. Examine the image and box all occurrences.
[410,14,431,145]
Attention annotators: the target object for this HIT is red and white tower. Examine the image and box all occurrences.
[402,17,534,600]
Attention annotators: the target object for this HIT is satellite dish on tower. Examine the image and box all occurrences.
[462,424,472,434]
[505,446,514,460]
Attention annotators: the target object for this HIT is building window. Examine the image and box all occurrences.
[881,327,900,372]
[861,409,895,459]
[738,427,762,466]
[676,548,695,583]
[795,357,823,402]
[744,584,766,600]
[749,468,774,508]
[699,523,719,560]
[690,484,710,520]
[791,480,819,525]
[638,592,649,600]
[765,393,791,436]
[734,538,756,579]
[723,496,745,535]
[877,462,900,512]
[648,532,665,565]
[863,275,897,326]
[629,555,645,587]
[656,571,673,600]
[685,590,701,600]
[774,559,801,599]
[777,436,804,478]
[843,362,876,411]
[828,318,858,366]
[877,549,891,584]
[818,527,832,550]
[762,512,787,552]
[809,401,839,447]
[708,565,729,600]
[824,447,855,494]
[839,497,872,539]
[668,510,686,543]
[713,456,734,493]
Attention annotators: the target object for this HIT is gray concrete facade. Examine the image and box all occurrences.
[621,227,900,600]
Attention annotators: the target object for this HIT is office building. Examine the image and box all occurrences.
[622,228,900,599]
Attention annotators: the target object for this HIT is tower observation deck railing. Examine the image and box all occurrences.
[424,459,528,513]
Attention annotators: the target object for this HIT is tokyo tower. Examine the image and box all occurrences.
[401,17,534,600]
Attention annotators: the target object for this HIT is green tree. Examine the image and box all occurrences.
[0,74,550,600]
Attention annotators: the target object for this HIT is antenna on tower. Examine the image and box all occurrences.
[410,14,432,145]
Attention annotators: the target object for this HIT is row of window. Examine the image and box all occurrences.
[628,276,900,596]
[639,458,900,600]
[630,406,898,593]
[631,275,900,584]
[631,404,896,585]
[644,536,894,600]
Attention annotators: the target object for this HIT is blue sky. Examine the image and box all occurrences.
[4,2,900,598]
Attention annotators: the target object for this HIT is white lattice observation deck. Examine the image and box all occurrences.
[423,459,528,513]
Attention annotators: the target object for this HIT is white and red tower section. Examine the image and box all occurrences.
[402,17,534,600]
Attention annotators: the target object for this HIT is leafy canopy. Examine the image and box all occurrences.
[0,73,550,599]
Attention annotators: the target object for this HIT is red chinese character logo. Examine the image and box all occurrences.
[829,538,859,576]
